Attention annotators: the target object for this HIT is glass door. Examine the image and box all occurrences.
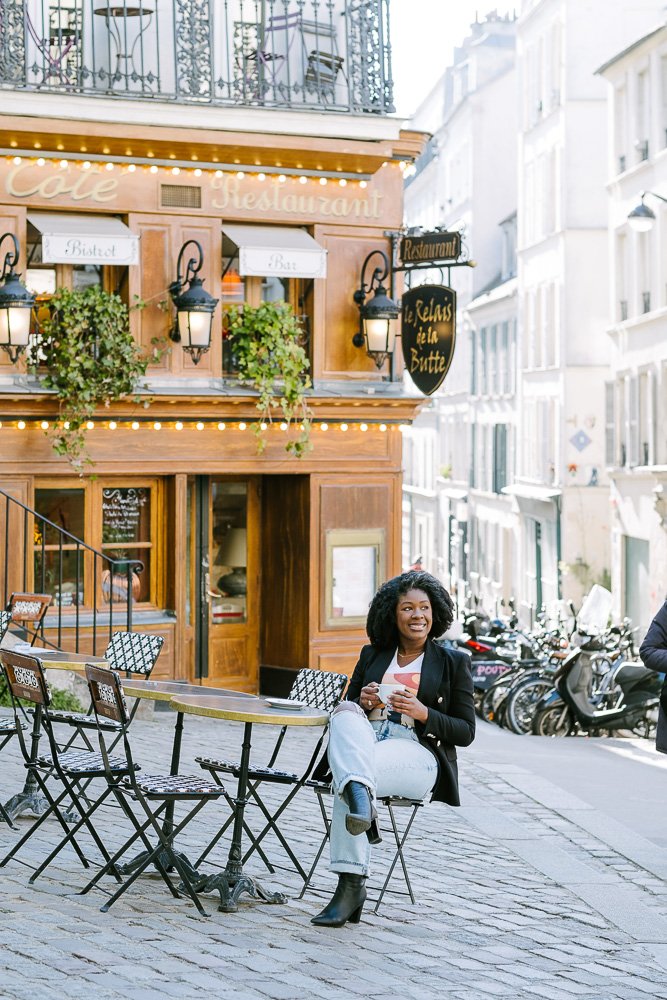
[195,476,260,691]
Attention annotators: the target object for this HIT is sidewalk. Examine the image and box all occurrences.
[1,710,666,1000]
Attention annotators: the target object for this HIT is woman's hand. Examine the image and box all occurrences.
[388,688,429,723]
[359,682,380,712]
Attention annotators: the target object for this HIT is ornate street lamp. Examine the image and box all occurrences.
[0,232,35,363]
[352,249,400,369]
[627,190,667,232]
[169,239,219,365]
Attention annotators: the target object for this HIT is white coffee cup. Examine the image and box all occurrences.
[378,683,404,706]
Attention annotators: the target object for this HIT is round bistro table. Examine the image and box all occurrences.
[115,680,254,877]
[169,694,329,912]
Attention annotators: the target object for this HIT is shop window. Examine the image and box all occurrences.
[32,480,160,609]
[210,482,248,625]
[101,487,153,604]
[25,221,128,316]
[34,488,85,607]
[221,234,312,375]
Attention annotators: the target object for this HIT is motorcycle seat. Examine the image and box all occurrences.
[614,662,652,685]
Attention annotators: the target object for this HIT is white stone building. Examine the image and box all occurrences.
[403,0,664,623]
[510,0,663,623]
[466,212,519,613]
[403,11,518,605]
[598,16,667,634]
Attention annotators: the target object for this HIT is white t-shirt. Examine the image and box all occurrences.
[368,648,424,728]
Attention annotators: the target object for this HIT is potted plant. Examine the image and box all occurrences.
[28,286,161,470]
[224,300,312,457]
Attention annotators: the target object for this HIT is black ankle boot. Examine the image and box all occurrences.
[311,873,367,927]
[342,781,375,836]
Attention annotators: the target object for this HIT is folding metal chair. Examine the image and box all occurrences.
[299,784,425,913]
[80,664,226,917]
[195,668,347,880]
[46,631,164,751]
[0,609,28,829]
[304,49,345,103]
[6,592,52,646]
[0,649,131,880]
[0,608,11,644]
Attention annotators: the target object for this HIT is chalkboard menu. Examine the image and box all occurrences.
[102,488,149,545]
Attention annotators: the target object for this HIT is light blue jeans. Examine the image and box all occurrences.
[327,703,438,875]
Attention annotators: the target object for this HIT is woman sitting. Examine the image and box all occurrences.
[311,570,475,927]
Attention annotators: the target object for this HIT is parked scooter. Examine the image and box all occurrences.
[532,631,661,738]
[458,628,544,716]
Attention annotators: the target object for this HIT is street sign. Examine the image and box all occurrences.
[401,284,456,396]
[399,231,461,264]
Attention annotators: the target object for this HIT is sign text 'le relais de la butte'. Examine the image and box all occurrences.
[399,230,460,396]
[401,285,457,396]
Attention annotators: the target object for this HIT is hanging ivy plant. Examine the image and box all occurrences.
[225,301,312,457]
[28,286,161,471]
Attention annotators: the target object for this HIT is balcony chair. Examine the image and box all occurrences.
[195,667,347,881]
[299,785,426,913]
[0,649,132,881]
[79,664,226,917]
[303,49,345,104]
[25,6,79,87]
[235,11,333,104]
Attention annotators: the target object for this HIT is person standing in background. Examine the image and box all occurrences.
[639,600,667,753]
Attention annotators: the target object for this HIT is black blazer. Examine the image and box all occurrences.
[345,639,475,807]
[639,602,667,753]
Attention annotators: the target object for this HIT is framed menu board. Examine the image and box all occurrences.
[325,528,385,627]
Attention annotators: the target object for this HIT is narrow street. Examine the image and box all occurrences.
[1,709,666,1000]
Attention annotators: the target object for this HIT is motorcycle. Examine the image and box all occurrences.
[532,632,661,738]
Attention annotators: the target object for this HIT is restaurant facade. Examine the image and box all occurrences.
[0,0,426,693]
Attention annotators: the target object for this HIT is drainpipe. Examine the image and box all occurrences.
[555,494,562,599]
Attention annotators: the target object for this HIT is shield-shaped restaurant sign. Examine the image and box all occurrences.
[401,284,456,396]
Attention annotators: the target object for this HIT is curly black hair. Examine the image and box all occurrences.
[366,571,454,649]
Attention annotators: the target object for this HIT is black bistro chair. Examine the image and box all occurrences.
[0,610,28,828]
[47,631,164,751]
[195,667,348,881]
[80,664,226,916]
[6,592,52,646]
[299,785,426,914]
[0,649,132,881]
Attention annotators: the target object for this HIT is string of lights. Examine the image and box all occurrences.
[1,148,382,187]
[0,418,409,433]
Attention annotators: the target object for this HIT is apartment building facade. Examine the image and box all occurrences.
[599,16,667,633]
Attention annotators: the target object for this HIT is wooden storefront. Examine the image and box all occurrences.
[0,120,426,693]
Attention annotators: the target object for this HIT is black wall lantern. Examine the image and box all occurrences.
[0,232,35,363]
[627,190,667,232]
[169,239,219,365]
[352,249,400,369]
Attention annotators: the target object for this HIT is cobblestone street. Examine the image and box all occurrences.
[1,707,666,1000]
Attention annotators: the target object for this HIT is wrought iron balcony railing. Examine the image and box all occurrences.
[0,0,394,114]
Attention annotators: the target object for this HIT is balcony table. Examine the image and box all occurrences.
[93,3,155,84]
[169,693,328,912]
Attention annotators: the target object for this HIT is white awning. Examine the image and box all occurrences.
[28,212,139,266]
[502,484,561,502]
[223,224,327,279]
